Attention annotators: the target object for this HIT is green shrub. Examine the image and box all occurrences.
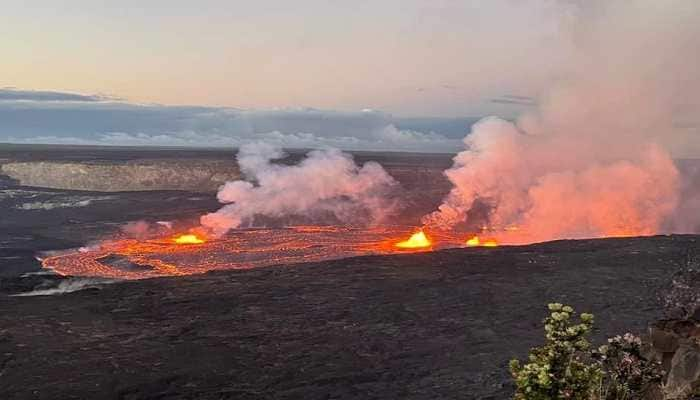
[593,333,664,399]
[509,304,664,400]
[509,303,602,399]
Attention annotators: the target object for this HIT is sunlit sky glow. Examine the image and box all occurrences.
[3,1,698,154]
[2,0,571,117]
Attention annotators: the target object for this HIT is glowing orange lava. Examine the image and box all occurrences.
[173,234,205,244]
[465,236,498,248]
[482,239,499,247]
[42,226,468,280]
[395,230,432,249]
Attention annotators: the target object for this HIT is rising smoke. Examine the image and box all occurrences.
[200,143,399,235]
[423,0,700,243]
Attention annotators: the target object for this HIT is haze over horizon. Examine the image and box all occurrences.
[2,0,699,154]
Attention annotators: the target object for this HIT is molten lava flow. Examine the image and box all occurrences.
[173,234,205,245]
[43,226,471,280]
[395,230,432,249]
[465,236,498,248]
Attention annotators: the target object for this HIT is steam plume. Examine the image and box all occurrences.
[424,0,699,243]
[201,143,399,235]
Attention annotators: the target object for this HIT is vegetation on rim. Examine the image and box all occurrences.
[510,303,665,400]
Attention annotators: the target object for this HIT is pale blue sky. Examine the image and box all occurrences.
[2,0,571,117]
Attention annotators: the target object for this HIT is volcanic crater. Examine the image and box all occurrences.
[2,145,700,399]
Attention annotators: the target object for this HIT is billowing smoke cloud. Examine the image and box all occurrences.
[424,0,700,243]
[201,143,399,235]
[423,118,679,242]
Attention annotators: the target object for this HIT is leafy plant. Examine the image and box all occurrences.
[593,334,664,399]
[509,303,601,399]
[509,304,664,400]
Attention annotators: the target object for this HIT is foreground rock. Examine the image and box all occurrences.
[648,319,700,399]
[1,235,698,399]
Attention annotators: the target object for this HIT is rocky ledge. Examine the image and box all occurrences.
[0,160,241,192]
[647,318,700,399]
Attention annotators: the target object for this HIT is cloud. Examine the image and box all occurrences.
[490,95,537,106]
[0,93,468,152]
[0,88,118,102]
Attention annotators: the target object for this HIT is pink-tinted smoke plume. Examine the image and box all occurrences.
[201,143,399,236]
[423,0,700,243]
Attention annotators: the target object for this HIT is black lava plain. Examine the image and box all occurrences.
[0,235,696,399]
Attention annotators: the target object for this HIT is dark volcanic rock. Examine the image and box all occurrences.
[647,318,700,398]
[0,235,699,399]
[97,254,155,272]
[0,174,19,189]
[0,273,67,295]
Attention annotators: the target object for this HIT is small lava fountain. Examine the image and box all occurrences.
[465,236,498,248]
[173,234,206,245]
[395,230,432,249]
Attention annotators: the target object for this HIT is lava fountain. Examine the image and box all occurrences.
[395,230,432,249]
[465,236,498,248]
[173,234,206,245]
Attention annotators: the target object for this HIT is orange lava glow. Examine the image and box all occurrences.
[465,236,498,248]
[173,234,205,245]
[42,226,471,280]
[395,230,432,249]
